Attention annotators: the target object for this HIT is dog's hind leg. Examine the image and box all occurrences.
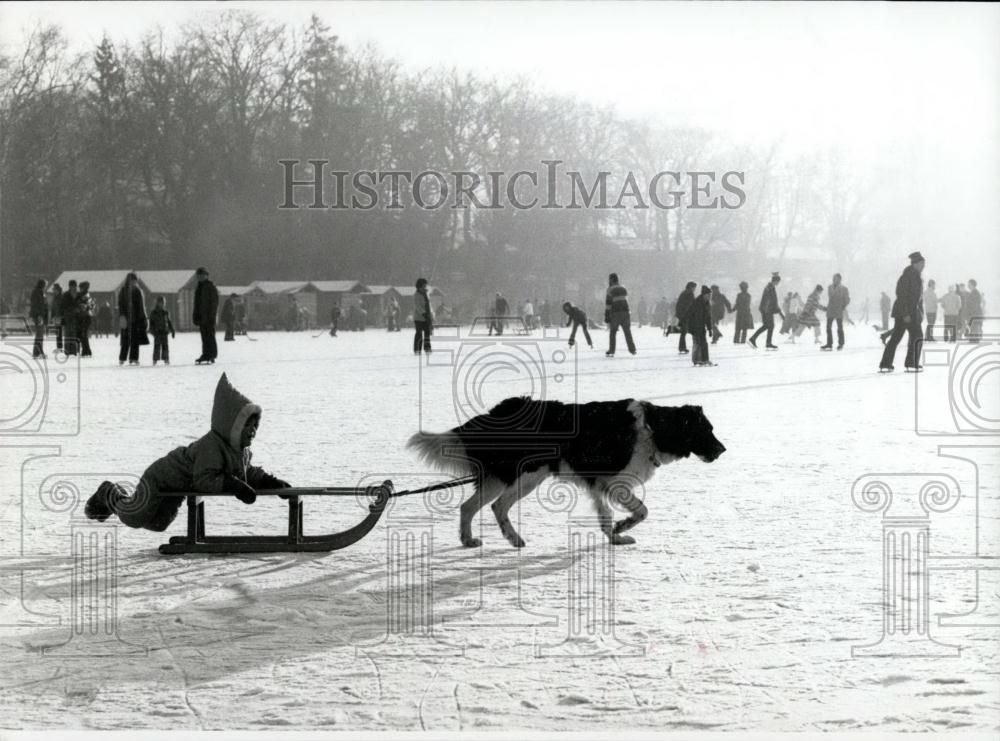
[459,479,504,547]
[491,472,547,548]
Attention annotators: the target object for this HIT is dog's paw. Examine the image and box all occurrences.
[506,534,526,548]
[610,534,636,546]
[461,536,481,548]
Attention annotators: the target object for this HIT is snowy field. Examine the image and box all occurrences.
[0,323,998,733]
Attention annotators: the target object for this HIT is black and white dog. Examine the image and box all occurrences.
[408,396,725,548]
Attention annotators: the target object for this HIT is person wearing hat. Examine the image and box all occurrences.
[84,373,291,532]
[117,271,149,365]
[749,272,784,349]
[685,285,716,366]
[673,281,698,353]
[413,277,434,354]
[76,280,96,357]
[879,251,925,372]
[604,272,636,357]
[193,267,220,364]
[732,281,754,343]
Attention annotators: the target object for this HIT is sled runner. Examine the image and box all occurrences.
[156,475,476,554]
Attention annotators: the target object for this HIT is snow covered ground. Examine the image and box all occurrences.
[0,323,998,733]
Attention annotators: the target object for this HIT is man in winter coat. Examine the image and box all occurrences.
[490,292,509,336]
[413,277,434,354]
[84,373,291,532]
[76,281,96,357]
[605,272,636,357]
[966,279,984,342]
[880,251,925,372]
[923,279,939,342]
[29,279,48,358]
[732,282,754,344]
[686,285,715,366]
[193,267,220,363]
[749,272,783,349]
[61,280,80,356]
[118,271,148,365]
[939,285,962,343]
[221,294,237,341]
[674,282,697,353]
[709,285,732,344]
[822,273,851,350]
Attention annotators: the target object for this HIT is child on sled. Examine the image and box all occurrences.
[85,373,291,532]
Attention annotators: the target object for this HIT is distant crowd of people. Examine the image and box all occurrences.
[18,252,987,374]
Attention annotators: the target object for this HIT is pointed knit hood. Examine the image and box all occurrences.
[211,373,262,451]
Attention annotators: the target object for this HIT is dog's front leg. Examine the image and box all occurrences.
[612,491,648,537]
[595,495,636,545]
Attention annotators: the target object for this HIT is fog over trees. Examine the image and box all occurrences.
[0,10,988,303]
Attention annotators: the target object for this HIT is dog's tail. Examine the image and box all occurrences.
[406,430,473,477]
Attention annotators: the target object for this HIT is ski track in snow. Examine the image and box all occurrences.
[0,327,998,731]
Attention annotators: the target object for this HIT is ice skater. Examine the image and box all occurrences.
[149,296,176,365]
[29,279,48,358]
[709,285,732,344]
[795,285,825,344]
[732,281,753,344]
[674,281,697,353]
[879,251,925,373]
[562,301,593,348]
[686,285,715,366]
[922,279,938,342]
[749,272,783,349]
[85,373,291,532]
[939,284,962,342]
[193,267,219,364]
[605,272,636,357]
[413,277,434,354]
[821,273,850,350]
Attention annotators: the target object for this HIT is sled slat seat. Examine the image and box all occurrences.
[157,482,395,555]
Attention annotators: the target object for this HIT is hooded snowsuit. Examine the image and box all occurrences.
[103,374,283,531]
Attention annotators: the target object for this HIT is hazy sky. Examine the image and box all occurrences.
[2,1,998,279]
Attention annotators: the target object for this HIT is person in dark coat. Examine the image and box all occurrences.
[732,281,754,344]
[490,292,509,336]
[29,279,48,358]
[149,296,177,365]
[221,294,237,341]
[605,272,636,357]
[674,282,697,353]
[562,301,593,348]
[329,302,341,336]
[61,280,80,356]
[192,267,220,363]
[966,278,984,342]
[76,281,96,357]
[118,271,148,365]
[235,298,247,335]
[823,273,850,350]
[84,373,291,532]
[413,277,434,354]
[49,283,63,350]
[879,251,925,372]
[686,285,715,366]
[709,285,733,344]
[749,272,783,349]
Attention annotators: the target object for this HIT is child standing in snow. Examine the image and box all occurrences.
[149,296,176,365]
[85,373,291,532]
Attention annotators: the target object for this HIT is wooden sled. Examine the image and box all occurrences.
[156,476,475,555]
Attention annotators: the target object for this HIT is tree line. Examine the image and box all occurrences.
[0,10,884,301]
